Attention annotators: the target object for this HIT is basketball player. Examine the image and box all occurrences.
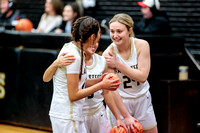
[44,43,126,133]
[103,13,158,133]
[82,41,124,133]
[45,16,121,133]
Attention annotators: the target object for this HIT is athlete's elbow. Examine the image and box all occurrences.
[69,96,75,102]
[139,76,148,83]
[43,77,50,82]
[69,95,79,102]
[140,79,146,83]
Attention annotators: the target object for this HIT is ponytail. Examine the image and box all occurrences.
[71,16,100,79]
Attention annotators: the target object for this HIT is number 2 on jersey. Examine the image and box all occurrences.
[123,76,140,89]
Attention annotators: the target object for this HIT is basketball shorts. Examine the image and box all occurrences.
[83,104,110,133]
[106,91,157,130]
[50,116,86,133]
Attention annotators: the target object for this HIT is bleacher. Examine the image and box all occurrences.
[14,0,200,47]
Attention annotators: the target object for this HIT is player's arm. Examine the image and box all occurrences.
[43,52,75,82]
[104,40,150,83]
[67,73,120,102]
[102,59,126,127]
[103,90,126,128]
[104,68,140,132]
[102,45,115,73]
[85,77,101,87]
[111,90,140,132]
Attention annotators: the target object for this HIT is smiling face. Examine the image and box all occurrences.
[86,42,99,56]
[83,29,101,55]
[109,21,131,46]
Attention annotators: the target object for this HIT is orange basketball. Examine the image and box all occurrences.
[103,73,120,90]
[130,121,143,133]
[110,126,127,133]
[15,19,33,32]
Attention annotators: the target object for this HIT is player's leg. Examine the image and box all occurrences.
[133,91,157,133]
[143,126,158,133]
[106,91,157,133]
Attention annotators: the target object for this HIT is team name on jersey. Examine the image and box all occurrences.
[131,64,138,69]
[115,64,138,73]
[88,74,101,79]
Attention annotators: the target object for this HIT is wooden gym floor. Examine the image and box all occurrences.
[0,124,51,133]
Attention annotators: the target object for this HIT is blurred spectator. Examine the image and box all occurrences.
[0,0,26,28]
[134,0,171,35]
[36,0,63,33]
[53,2,81,34]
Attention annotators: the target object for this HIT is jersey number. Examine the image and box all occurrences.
[123,76,140,89]
[123,76,132,88]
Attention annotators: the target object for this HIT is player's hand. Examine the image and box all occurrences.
[99,73,109,81]
[100,74,120,91]
[56,52,76,67]
[116,119,127,132]
[124,116,140,133]
[104,52,118,69]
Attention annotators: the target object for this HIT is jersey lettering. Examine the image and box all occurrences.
[130,64,138,69]
[88,74,101,79]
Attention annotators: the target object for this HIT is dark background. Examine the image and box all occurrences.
[15,0,200,47]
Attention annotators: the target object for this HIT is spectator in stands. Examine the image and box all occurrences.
[0,0,26,28]
[53,2,81,34]
[134,0,171,35]
[37,0,63,33]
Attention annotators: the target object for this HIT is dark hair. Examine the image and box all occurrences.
[72,16,100,79]
[67,2,81,22]
[150,7,159,16]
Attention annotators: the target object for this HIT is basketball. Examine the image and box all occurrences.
[130,121,143,133]
[103,73,120,90]
[110,126,127,133]
[15,19,33,32]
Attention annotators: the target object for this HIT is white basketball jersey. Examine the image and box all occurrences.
[49,42,87,121]
[112,37,149,98]
[83,54,106,112]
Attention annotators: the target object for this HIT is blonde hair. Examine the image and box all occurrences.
[109,13,135,37]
